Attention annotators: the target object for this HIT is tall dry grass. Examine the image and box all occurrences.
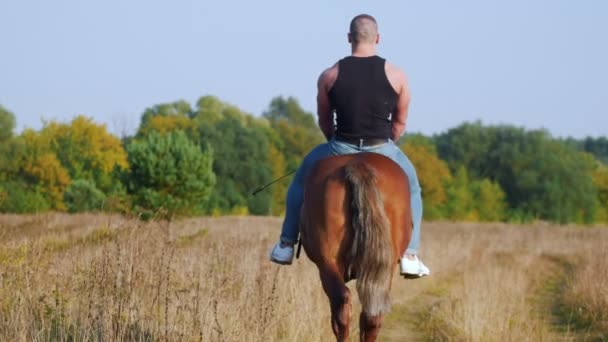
[408,222,608,341]
[560,235,608,336]
[0,214,334,341]
[0,214,606,341]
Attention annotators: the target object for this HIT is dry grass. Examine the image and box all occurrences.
[0,214,606,341]
[560,237,608,336]
[0,214,333,341]
[402,222,608,341]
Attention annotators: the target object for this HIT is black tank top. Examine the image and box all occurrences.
[329,56,398,140]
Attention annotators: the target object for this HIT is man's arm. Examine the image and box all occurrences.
[317,65,338,141]
[387,63,411,142]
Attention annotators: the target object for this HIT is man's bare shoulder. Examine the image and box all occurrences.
[384,60,407,93]
[318,62,339,91]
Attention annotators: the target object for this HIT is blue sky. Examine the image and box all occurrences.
[1,0,607,138]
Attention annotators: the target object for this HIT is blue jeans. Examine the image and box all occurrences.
[280,138,423,255]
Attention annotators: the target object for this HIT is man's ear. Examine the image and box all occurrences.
[348,33,352,44]
[376,34,380,44]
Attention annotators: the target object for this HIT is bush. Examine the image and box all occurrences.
[63,179,106,213]
[126,131,215,218]
[0,182,51,213]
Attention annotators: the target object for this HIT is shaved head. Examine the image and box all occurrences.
[349,14,378,44]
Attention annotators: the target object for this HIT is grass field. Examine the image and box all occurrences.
[0,214,606,341]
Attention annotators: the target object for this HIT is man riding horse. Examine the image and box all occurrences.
[270,13,430,278]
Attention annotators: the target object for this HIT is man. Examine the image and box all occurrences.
[270,14,430,278]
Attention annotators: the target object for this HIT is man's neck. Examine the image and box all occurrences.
[351,44,376,57]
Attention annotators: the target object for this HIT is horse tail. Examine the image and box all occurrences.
[344,160,393,316]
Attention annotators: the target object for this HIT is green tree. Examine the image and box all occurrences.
[565,136,608,164]
[126,131,215,218]
[135,96,275,215]
[64,179,107,213]
[263,96,324,172]
[0,105,16,143]
[436,122,598,223]
[139,100,193,130]
[197,114,272,215]
[268,144,288,215]
[0,181,50,213]
[0,106,19,184]
[473,179,507,221]
[0,131,24,184]
[137,100,196,138]
[188,96,275,215]
[592,164,608,222]
[445,167,477,221]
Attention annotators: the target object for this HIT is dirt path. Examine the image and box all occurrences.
[378,256,605,342]
[378,273,437,341]
[537,255,606,341]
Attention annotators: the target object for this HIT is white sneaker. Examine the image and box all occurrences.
[400,255,430,278]
[269,242,294,265]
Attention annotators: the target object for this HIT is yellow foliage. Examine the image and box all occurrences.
[17,117,127,210]
[230,205,250,216]
[269,145,287,215]
[58,116,128,174]
[141,115,194,136]
[476,179,507,221]
[21,129,71,210]
[401,142,452,211]
[592,165,608,222]
[0,189,6,207]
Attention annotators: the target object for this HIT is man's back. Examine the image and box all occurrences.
[317,57,409,142]
[329,55,398,140]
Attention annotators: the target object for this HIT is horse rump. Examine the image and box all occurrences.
[344,159,393,316]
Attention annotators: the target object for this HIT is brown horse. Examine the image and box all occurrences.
[299,152,412,342]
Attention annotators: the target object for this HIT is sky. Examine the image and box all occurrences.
[1,0,607,138]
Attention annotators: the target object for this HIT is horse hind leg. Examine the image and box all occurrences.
[359,311,383,342]
[319,267,352,341]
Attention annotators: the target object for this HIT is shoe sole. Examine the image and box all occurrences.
[270,257,292,265]
[401,272,429,279]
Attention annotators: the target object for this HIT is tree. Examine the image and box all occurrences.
[263,96,324,172]
[138,115,195,137]
[139,100,193,130]
[565,136,608,164]
[473,179,507,221]
[0,181,50,213]
[436,122,598,223]
[0,129,24,183]
[445,167,477,221]
[400,135,452,220]
[126,131,215,218]
[198,115,272,215]
[43,116,128,193]
[64,179,106,213]
[19,129,71,210]
[188,96,275,215]
[268,144,288,215]
[592,164,608,222]
[0,105,19,183]
[137,100,196,138]
[0,105,16,143]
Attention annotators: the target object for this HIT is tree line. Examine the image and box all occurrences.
[0,97,607,224]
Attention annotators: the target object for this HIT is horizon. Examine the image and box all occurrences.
[1,1,607,139]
